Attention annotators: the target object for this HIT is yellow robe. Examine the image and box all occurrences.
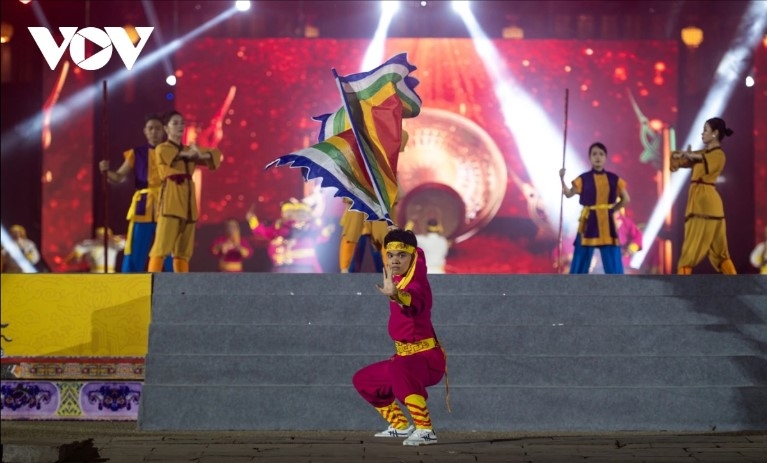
[676,147,733,273]
[155,140,221,222]
[150,141,222,261]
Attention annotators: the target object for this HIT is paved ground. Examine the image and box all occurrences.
[1,421,766,463]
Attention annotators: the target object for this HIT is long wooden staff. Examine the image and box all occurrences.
[556,88,569,274]
[102,80,109,272]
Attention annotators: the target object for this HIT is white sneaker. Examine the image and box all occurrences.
[374,424,414,438]
[403,428,437,446]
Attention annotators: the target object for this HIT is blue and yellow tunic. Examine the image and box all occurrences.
[124,143,162,223]
[571,170,626,247]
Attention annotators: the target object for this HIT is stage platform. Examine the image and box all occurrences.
[2,421,766,463]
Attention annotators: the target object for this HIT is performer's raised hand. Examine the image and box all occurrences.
[684,144,693,159]
[187,143,202,160]
[99,160,110,173]
[376,264,396,297]
[559,168,575,197]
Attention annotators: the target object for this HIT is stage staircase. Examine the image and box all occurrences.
[138,273,767,432]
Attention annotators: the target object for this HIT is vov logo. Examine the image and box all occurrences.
[28,27,154,71]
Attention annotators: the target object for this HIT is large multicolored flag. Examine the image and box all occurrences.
[266,53,421,223]
[313,54,422,142]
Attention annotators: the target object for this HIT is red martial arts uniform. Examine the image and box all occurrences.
[353,248,446,431]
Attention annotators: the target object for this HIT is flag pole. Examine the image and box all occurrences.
[557,88,570,274]
[101,79,109,272]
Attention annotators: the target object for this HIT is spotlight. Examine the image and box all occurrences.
[234,1,251,12]
[452,1,471,16]
[361,1,399,70]
[382,0,400,16]
[745,75,755,87]
[166,92,174,101]
[420,1,427,6]
[166,74,177,86]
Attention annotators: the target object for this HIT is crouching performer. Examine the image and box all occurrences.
[352,228,447,446]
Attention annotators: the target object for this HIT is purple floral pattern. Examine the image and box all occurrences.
[84,384,141,413]
[1,382,54,412]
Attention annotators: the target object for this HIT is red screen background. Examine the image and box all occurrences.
[173,38,678,273]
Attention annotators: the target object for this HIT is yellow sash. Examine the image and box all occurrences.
[394,337,437,356]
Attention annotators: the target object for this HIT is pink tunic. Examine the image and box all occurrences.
[353,249,446,407]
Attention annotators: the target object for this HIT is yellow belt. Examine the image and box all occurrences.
[125,188,157,221]
[579,203,614,220]
[394,337,437,356]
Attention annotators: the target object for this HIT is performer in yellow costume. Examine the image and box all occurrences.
[671,117,736,275]
[339,204,392,273]
[148,111,222,273]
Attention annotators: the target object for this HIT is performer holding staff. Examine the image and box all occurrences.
[100,114,173,272]
[559,142,630,274]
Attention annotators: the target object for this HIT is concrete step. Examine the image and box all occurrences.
[145,353,767,387]
[147,323,767,356]
[151,273,767,297]
[140,274,767,432]
[137,384,767,432]
[150,294,767,325]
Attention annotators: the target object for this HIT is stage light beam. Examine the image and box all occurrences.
[1,5,240,158]
[452,1,471,16]
[455,4,587,237]
[360,1,399,71]
[141,0,175,80]
[382,1,400,16]
[30,1,51,30]
[0,225,37,273]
